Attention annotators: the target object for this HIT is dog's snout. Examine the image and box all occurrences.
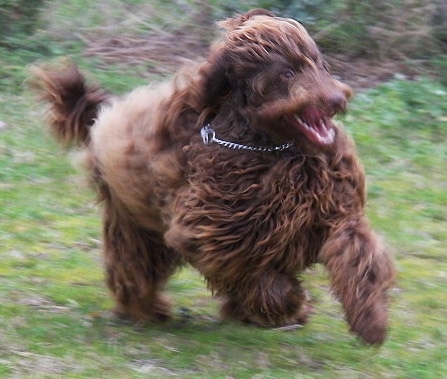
[326,91,348,114]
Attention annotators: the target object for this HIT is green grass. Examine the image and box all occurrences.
[1,80,446,379]
[1,1,447,377]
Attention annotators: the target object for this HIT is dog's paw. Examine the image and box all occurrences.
[113,294,172,323]
[349,302,389,345]
[291,298,315,326]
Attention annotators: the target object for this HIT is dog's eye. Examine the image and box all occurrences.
[281,70,295,80]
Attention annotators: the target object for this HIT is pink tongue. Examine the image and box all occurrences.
[300,107,326,131]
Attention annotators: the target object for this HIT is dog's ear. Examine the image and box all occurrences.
[201,9,277,110]
[201,55,232,109]
[219,8,275,31]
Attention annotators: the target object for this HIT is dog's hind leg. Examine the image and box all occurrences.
[219,272,313,328]
[320,218,395,345]
[101,198,182,323]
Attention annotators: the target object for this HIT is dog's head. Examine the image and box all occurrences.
[202,9,352,148]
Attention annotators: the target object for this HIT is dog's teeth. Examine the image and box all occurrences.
[302,121,312,130]
[318,128,335,144]
[295,115,309,129]
[319,119,327,131]
[293,114,334,144]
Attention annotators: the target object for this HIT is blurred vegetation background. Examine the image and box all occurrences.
[1,0,447,93]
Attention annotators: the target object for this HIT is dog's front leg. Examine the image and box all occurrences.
[320,218,395,345]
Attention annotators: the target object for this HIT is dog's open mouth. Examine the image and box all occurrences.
[287,107,335,145]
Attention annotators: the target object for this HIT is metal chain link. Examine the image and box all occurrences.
[200,125,293,152]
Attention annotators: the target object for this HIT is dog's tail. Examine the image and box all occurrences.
[30,61,109,147]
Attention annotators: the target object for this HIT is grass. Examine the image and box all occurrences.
[1,1,447,377]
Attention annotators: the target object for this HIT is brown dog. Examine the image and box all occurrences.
[31,9,395,344]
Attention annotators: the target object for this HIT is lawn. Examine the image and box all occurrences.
[1,1,447,378]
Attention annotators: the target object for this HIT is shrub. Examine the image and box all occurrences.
[211,0,446,60]
[432,55,447,86]
[210,0,335,24]
[0,0,46,40]
[316,0,446,60]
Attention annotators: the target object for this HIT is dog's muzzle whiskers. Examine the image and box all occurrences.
[200,125,293,152]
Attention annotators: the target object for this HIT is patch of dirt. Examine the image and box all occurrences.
[83,6,213,76]
[17,294,71,313]
[82,18,424,91]
[0,120,10,131]
[8,351,83,376]
[84,30,209,75]
[326,55,425,91]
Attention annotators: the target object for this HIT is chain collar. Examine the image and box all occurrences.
[200,125,293,152]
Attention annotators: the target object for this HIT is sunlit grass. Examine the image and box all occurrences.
[1,73,446,377]
[1,2,447,377]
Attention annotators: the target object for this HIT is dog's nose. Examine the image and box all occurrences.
[327,92,347,114]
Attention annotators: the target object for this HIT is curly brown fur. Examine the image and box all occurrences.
[29,62,109,146]
[31,9,395,345]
